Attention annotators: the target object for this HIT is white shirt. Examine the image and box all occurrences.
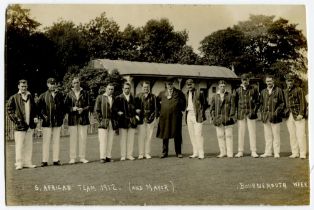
[19,91,31,125]
[217,90,225,101]
[240,84,248,91]
[104,93,113,108]
[187,91,194,111]
[51,91,56,98]
[267,86,274,94]
[72,88,82,100]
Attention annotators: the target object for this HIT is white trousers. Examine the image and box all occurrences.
[98,122,114,159]
[286,113,306,156]
[138,120,155,156]
[68,125,88,160]
[215,125,233,157]
[263,121,281,155]
[14,129,34,166]
[120,128,135,158]
[237,117,257,153]
[42,127,61,162]
[187,111,204,157]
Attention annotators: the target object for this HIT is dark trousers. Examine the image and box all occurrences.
[162,135,182,155]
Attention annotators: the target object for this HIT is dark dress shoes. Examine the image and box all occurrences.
[106,157,114,162]
[160,154,168,158]
[41,162,48,167]
[53,160,62,166]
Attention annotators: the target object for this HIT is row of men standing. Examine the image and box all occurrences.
[210,74,307,159]
[7,73,307,170]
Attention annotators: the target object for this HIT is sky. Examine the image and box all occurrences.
[21,4,307,53]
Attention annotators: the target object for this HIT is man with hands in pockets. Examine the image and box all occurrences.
[7,79,39,170]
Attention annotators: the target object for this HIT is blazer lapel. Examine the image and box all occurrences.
[16,94,26,121]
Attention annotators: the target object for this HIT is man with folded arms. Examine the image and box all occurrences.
[37,78,66,167]
[7,79,38,170]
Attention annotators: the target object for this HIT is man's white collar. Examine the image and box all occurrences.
[18,90,31,95]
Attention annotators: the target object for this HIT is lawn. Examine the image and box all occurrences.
[5,121,309,205]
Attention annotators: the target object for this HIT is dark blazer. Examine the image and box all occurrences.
[185,89,207,123]
[7,92,38,131]
[235,85,260,120]
[260,86,285,124]
[94,94,118,130]
[113,93,137,129]
[135,92,158,124]
[209,91,236,127]
[37,90,66,127]
[64,88,91,126]
[156,88,186,139]
[283,86,306,120]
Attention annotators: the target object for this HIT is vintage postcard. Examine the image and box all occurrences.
[2,0,312,207]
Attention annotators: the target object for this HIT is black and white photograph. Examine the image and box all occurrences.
[2,0,313,207]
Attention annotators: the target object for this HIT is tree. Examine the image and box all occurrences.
[199,15,307,78]
[6,4,40,33]
[80,12,121,60]
[140,18,189,63]
[6,4,55,98]
[175,45,200,65]
[199,27,246,70]
[119,24,142,61]
[45,20,89,78]
[234,15,307,76]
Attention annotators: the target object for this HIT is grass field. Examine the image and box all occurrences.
[5,121,309,205]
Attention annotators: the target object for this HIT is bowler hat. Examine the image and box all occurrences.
[166,77,175,83]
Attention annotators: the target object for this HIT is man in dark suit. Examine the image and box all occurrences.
[157,77,186,158]
[7,79,38,170]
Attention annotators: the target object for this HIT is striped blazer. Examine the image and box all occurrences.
[235,85,259,120]
[209,91,236,127]
[64,88,91,126]
[283,86,306,120]
[94,94,118,130]
[259,86,285,124]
